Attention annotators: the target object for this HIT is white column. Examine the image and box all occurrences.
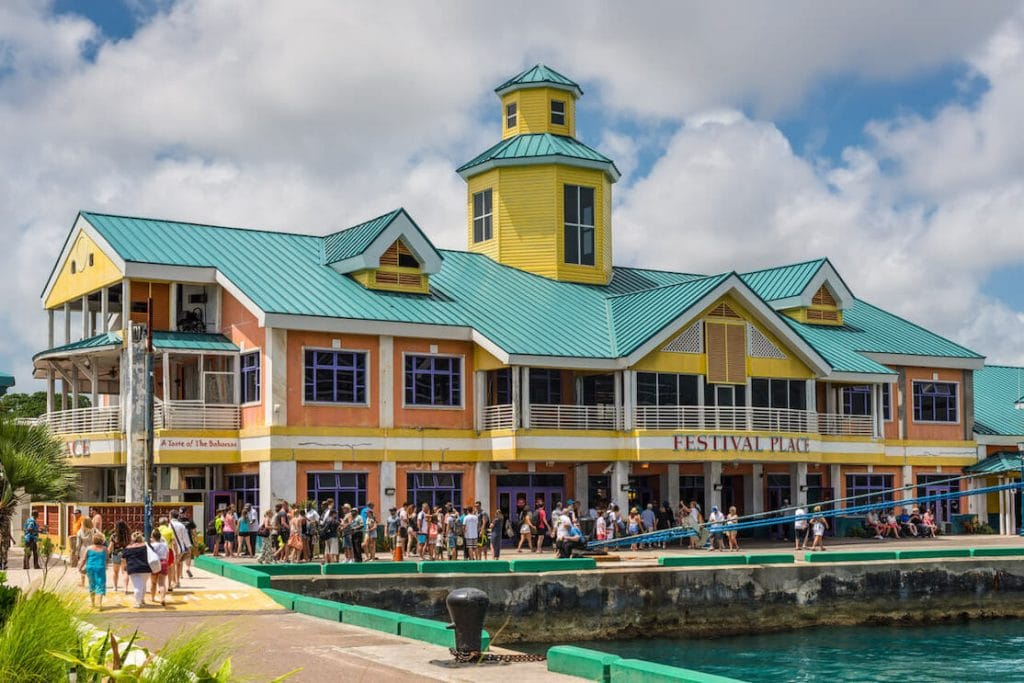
[47,309,54,348]
[122,279,131,332]
[46,368,54,413]
[752,463,764,514]
[520,366,531,429]
[380,461,397,512]
[379,336,394,428]
[81,295,88,339]
[264,327,288,426]
[805,379,816,411]
[259,460,296,512]
[696,374,705,429]
[168,283,177,331]
[474,462,490,512]
[901,465,913,506]
[510,365,521,429]
[161,352,170,402]
[622,370,635,430]
[71,365,79,409]
[574,463,589,512]
[232,354,241,405]
[825,382,835,413]
[89,360,98,408]
[100,287,109,332]
[611,461,630,512]
[473,370,486,431]
[830,464,842,504]
[613,371,623,430]
[703,461,722,511]
[666,464,680,512]
[64,302,71,343]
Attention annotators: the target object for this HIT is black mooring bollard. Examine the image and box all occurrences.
[446,587,489,654]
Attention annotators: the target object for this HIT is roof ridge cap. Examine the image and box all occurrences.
[82,210,317,239]
[604,272,729,299]
[739,257,827,277]
[322,208,402,240]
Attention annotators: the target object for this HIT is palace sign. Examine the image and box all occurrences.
[673,434,810,453]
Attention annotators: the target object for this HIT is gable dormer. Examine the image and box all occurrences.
[742,258,852,327]
[783,281,847,326]
[322,208,442,294]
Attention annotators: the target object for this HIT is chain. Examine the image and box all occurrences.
[449,648,547,663]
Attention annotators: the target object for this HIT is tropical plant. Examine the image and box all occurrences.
[0,587,82,682]
[0,415,78,569]
[0,571,19,628]
[0,391,90,419]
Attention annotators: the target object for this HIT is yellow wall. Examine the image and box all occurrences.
[466,169,501,260]
[474,345,507,371]
[631,294,814,379]
[501,87,576,138]
[553,166,612,284]
[45,231,123,309]
[782,306,844,326]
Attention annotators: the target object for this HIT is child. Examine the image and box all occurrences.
[810,506,829,552]
[78,532,108,609]
[149,529,169,606]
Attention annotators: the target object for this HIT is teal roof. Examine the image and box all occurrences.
[741,259,827,301]
[0,371,14,395]
[964,452,1023,475]
[495,64,582,97]
[33,332,122,360]
[322,209,401,265]
[456,133,619,180]
[152,332,239,353]
[973,365,1024,437]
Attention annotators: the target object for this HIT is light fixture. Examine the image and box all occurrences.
[384,487,396,496]
[799,484,808,493]
[713,483,723,491]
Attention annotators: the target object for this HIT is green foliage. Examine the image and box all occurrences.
[0,416,79,506]
[0,392,90,419]
[846,525,869,538]
[0,588,82,682]
[0,572,20,629]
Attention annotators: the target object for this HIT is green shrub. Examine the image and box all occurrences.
[846,525,869,538]
[0,589,81,682]
[0,572,20,628]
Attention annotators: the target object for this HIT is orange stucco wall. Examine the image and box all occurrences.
[296,461,380,508]
[902,367,965,440]
[393,338,474,430]
[129,280,170,330]
[287,331,380,428]
[221,291,265,428]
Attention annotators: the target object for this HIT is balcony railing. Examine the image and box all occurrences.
[634,405,874,436]
[529,404,622,430]
[156,399,240,430]
[30,406,123,435]
[816,412,875,437]
[481,404,515,430]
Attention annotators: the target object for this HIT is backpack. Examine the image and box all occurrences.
[205,519,217,538]
[451,515,464,537]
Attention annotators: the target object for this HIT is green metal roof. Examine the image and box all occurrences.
[964,451,1023,475]
[456,133,619,180]
[321,209,401,265]
[152,332,239,353]
[495,64,582,97]
[741,258,826,301]
[973,365,1024,436]
[0,372,14,395]
[33,332,122,360]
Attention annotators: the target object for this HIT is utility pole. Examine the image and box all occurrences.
[144,298,155,538]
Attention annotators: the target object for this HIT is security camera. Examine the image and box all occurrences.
[601,464,614,475]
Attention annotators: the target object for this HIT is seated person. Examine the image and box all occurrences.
[865,510,886,540]
[884,512,901,538]
[555,520,586,558]
[921,510,938,538]
[899,510,918,537]
[908,507,923,536]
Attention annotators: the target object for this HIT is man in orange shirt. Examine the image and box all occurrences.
[70,510,83,565]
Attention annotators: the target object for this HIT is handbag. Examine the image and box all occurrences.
[257,524,270,538]
[145,543,162,573]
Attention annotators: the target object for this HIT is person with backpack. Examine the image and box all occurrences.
[121,532,153,608]
[533,500,548,553]
[22,510,41,570]
[320,500,339,563]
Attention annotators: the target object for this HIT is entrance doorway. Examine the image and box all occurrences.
[495,473,565,542]
[916,474,960,528]
[628,475,660,510]
[720,475,744,515]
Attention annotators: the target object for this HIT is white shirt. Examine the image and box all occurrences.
[709,510,725,524]
[170,518,192,552]
[399,508,409,528]
[306,509,321,524]
[418,510,429,534]
[794,507,808,530]
[463,513,479,538]
[556,520,570,541]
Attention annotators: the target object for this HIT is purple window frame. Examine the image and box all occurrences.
[881,384,891,420]
[407,473,463,510]
[842,385,872,416]
[404,355,461,406]
[226,473,259,510]
[304,349,367,404]
[845,474,894,507]
[240,351,260,404]
[307,472,367,509]
[913,381,957,423]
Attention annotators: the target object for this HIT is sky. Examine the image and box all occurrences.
[2,1,1024,389]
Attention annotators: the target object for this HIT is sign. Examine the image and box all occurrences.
[67,439,90,457]
[158,437,239,450]
[673,434,810,454]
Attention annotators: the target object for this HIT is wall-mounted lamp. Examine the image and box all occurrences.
[713,483,723,491]
[799,484,808,492]
[620,483,631,492]
[384,487,396,496]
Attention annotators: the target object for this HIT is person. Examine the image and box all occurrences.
[91,508,104,536]
[908,507,924,536]
[157,517,177,590]
[287,508,306,562]
[363,503,377,561]
[656,502,674,549]
[321,500,340,564]
[179,508,197,577]
[477,502,491,560]
[238,504,252,557]
[866,509,886,540]
[415,503,430,559]
[121,532,151,608]
[348,505,364,563]
[257,510,277,564]
[386,507,399,554]
[810,506,829,551]
[595,510,608,541]
[109,520,130,592]
[922,509,938,538]
[222,505,238,558]
[77,518,94,586]
[463,504,480,560]
[517,506,534,553]
[899,508,918,537]
[22,510,41,570]
[627,508,642,551]
[149,529,169,606]
[776,499,791,542]
[490,508,504,559]
[707,506,726,551]
[78,532,108,609]
[169,511,192,583]
[884,511,902,539]
[794,505,809,550]
[400,503,414,557]
[641,504,657,534]
[533,500,548,553]
[306,502,321,561]
[70,509,84,566]
[556,518,586,558]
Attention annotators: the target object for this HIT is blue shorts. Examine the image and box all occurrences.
[222,532,236,544]
[417,534,427,545]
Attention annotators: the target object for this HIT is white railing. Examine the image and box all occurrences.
[529,404,622,430]
[158,399,240,430]
[634,405,874,436]
[817,413,874,437]
[32,406,122,435]
[481,404,515,430]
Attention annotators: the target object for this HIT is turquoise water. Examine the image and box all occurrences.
[525,619,1024,682]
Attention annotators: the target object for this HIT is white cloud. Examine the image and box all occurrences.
[1,0,1024,387]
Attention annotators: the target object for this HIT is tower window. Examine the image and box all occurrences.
[563,184,595,266]
[505,102,517,129]
[473,189,493,243]
[551,100,565,126]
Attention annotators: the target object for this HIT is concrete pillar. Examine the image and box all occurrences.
[520,367,530,429]
[703,461,722,512]
[380,461,397,512]
[259,460,297,512]
[474,462,490,512]
[574,464,589,513]
[751,463,764,514]
[64,302,71,344]
[122,279,131,332]
[622,369,634,430]
[696,375,705,429]
[45,368,54,414]
[901,465,914,506]
[264,328,287,426]
[71,366,79,409]
[473,370,485,431]
[81,295,89,339]
[101,287,109,332]
[379,336,394,428]
[162,353,170,403]
[666,463,680,512]
[123,334,148,503]
[510,365,521,429]
[611,461,630,512]
[47,309,54,348]
[805,379,816,412]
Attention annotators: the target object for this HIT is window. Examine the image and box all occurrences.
[563,185,595,266]
[636,373,699,406]
[551,99,565,125]
[581,374,615,405]
[486,368,511,406]
[306,472,367,509]
[882,384,892,421]
[529,369,562,404]
[240,351,260,404]
[841,385,872,416]
[505,102,517,128]
[751,379,806,410]
[226,473,259,511]
[679,476,705,512]
[913,381,958,423]
[845,474,894,507]
[404,355,462,406]
[303,350,367,404]
[407,473,463,510]
[473,189,493,243]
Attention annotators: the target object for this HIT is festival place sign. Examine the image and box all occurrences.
[673,434,810,454]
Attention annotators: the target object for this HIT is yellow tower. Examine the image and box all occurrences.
[457,64,620,285]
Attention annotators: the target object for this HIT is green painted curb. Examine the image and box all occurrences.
[323,561,419,575]
[971,547,1024,557]
[548,645,621,682]
[804,551,898,563]
[398,615,491,651]
[262,588,297,610]
[243,563,322,575]
[509,558,597,572]
[610,658,746,682]
[418,560,511,574]
[292,595,346,621]
[193,554,225,575]
[340,604,403,634]
[744,554,795,564]
[658,555,747,567]
[222,564,270,588]
[897,549,971,560]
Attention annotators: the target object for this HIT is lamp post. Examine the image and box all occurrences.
[1018,441,1024,537]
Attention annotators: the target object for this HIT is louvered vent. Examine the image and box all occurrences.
[806,309,839,322]
[748,324,787,359]
[812,286,836,307]
[706,321,747,384]
[708,302,742,319]
[663,321,703,354]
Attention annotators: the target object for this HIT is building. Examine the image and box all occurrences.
[0,372,13,396]
[31,65,987,527]
[969,364,1024,533]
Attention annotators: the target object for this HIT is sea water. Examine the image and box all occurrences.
[524,619,1024,682]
